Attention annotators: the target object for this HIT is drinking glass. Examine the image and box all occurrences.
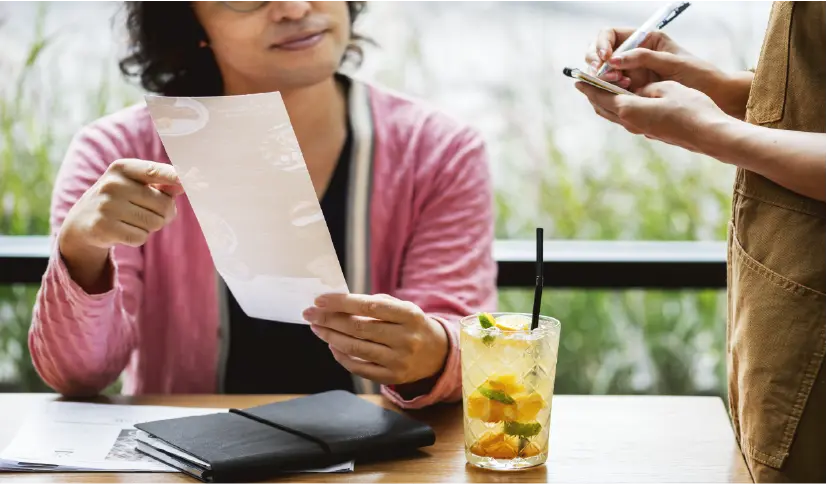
[460,312,561,470]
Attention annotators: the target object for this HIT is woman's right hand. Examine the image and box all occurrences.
[58,159,183,292]
[585,28,752,118]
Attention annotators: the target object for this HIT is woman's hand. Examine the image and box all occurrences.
[585,28,752,119]
[303,293,449,386]
[58,159,183,292]
[576,80,731,154]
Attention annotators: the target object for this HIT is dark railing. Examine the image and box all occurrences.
[0,236,726,289]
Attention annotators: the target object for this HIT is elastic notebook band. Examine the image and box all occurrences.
[228,408,332,454]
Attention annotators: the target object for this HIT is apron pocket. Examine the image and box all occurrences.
[745,1,794,125]
[729,225,825,469]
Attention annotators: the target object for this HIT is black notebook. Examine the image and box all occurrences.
[134,391,436,482]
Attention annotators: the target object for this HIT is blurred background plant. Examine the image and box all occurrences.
[0,2,137,391]
[0,2,771,396]
[1,4,56,391]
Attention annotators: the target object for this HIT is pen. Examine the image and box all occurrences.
[595,2,691,77]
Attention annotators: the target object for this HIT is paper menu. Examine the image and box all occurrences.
[0,402,222,472]
[145,93,349,324]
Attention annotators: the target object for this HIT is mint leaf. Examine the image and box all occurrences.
[478,386,515,405]
[504,421,542,438]
[478,313,496,345]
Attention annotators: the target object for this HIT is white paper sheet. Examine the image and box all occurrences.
[144,93,349,323]
[0,402,222,472]
[0,402,354,474]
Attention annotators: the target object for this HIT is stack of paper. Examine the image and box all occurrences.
[0,401,353,474]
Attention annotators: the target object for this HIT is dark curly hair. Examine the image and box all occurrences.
[118,1,367,97]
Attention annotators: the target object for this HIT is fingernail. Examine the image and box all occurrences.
[314,295,328,308]
[598,49,608,60]
[303,308,317,322]
[609,56,623,67]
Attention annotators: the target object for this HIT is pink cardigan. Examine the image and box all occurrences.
[29,78,497,409]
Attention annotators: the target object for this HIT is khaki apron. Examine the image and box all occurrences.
[728,1,826,482]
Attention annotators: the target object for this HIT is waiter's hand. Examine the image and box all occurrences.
[586,28,751,118]
[576,80,729,154]
[303,293,449,385]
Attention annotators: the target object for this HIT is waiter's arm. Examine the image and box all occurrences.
[576,80,826,201]
[708,122,825,201]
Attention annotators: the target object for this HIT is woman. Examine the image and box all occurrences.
[29,1,497,409]
[579,3,824,481]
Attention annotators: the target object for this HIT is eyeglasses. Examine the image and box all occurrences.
[215,0,270,13]
[215,0,367,13]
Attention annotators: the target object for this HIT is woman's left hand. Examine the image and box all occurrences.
[576,80,731,154]
[303,293,449,385]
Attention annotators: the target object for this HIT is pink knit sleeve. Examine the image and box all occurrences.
[382,127,498,409]
[29,122,144,396]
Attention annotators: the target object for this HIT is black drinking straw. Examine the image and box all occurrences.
[530,227,544,330]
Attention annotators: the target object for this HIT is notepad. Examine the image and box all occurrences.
[145,93,349,323]
[134,391,435,483]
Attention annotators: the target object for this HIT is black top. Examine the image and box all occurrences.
[224,119,354,394]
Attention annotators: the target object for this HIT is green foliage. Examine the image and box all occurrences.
[495,130,732,398]
[0,6,135,392]
[0,286,47,391]
[501,289,726,397]
[0,5,56,392]
[1,5,54,237]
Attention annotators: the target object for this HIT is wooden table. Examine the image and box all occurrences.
[0,394,751,483]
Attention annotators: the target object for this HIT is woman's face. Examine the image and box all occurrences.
[192,1,352,92]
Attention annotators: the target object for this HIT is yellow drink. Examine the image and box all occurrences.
[460,313,560,470]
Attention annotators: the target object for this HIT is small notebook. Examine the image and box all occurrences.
[134,391,435,482]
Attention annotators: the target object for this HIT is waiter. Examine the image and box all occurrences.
[578,2,825,482]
